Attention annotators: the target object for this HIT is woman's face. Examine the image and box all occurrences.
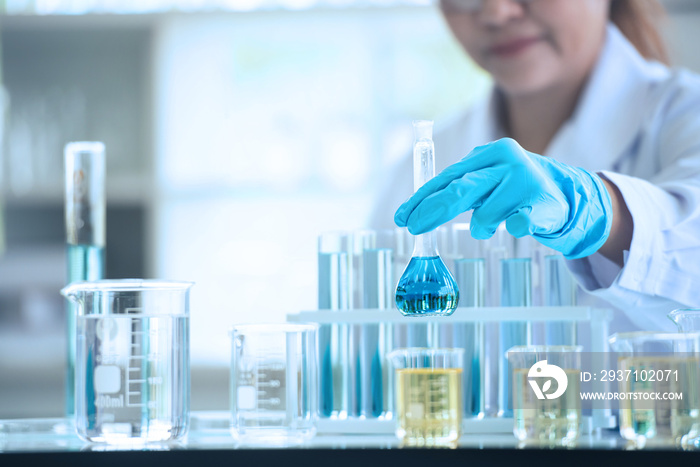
[441,0,610,96]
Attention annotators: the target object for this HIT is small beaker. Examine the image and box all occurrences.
[230,324,318,445]
[61,279,193,444]
[387,348,464,448]
[506,345,582,447]
[609,332,700,449]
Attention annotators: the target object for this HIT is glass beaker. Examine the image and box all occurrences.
[395,120,459,317]
[61,279,193,444]
[387,348,464,448]
[506,345,582,447]
[609,332,700,449]
[229,324,318,445]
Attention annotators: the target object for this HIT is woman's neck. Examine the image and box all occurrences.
[501,79,587,155]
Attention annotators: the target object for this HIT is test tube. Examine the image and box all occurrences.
[544,254,578,345]
[359,229,394,418]
[392,227,410,350]
[453,258,486,418]
[498,258,532,417]
[318,231,351,418]
[347,230,375,417]
[483,223,511,416]
[64,141,105,417]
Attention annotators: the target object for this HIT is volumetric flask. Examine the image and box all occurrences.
[388,348,464,448]
[61,279,193,444]
[395,120,459,317]
[230,324,318,445]
[507,346,582,447]
[609,332,700,449]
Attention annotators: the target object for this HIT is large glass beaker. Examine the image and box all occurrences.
[62,279,193,444]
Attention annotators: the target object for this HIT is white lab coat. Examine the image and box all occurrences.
[371,24,700,333]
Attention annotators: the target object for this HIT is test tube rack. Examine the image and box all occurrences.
[287,305,616,435]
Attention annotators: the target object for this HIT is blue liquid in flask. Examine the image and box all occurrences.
[395,256,459,316]
[395,120,459,317]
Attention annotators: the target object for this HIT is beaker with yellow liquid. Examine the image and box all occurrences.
[388,348,464,448]
[507,346,582,447]
[610,332,700,449]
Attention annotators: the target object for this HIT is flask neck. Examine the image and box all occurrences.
[410,120,438,258]
[412,231,439,257]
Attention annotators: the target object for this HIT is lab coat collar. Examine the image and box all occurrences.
[545,23,669,171]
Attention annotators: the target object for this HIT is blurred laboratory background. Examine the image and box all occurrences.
[0,0,698,418]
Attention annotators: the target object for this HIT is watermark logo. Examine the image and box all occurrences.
[528,360,568,400]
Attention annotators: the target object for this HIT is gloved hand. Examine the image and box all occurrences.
[394,138,613,259]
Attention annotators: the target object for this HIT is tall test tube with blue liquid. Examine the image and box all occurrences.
[64,142,106,417]
[395,120,459,317]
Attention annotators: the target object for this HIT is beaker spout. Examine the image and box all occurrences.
[668,308,700,332]
[61,282,84,303]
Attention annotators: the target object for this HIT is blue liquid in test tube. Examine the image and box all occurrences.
[498,258,532,417]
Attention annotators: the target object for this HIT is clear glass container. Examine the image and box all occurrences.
[387,347,464,448]
[61,279,193,444]
[64,141,106,417]
[230,323,318,446]
[609,331,700,449]
[395,120,459,317]
[506,345,582,447]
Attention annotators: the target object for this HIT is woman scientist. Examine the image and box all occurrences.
[379,0,700,332]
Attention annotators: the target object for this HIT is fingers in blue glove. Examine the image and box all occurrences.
[394,142,498,227]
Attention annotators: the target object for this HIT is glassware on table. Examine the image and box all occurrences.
[64,141,106,417]
[387,347,464,448]
[230,323,318,446]
[451,256,486,418]
[317,231,351,419]
[359,229,395,419]
[395,120,459,317]
[498,258,532,417]
[507,345,582,447]
[609,331,700,449]
[61,279,193,444]
[544,254,578,345]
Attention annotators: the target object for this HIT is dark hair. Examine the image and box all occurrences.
[610,0,670,65]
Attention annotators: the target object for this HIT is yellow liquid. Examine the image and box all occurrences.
[618,356,700,447]
[396,368,462,448]
[513,369,581,447]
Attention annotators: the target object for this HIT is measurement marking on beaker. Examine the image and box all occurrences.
[95,394,124,408]
[129,379,146,383]
[257,381,281,388]
[258,398,281,406]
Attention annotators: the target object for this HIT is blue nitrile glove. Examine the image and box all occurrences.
[394,138,613,259]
